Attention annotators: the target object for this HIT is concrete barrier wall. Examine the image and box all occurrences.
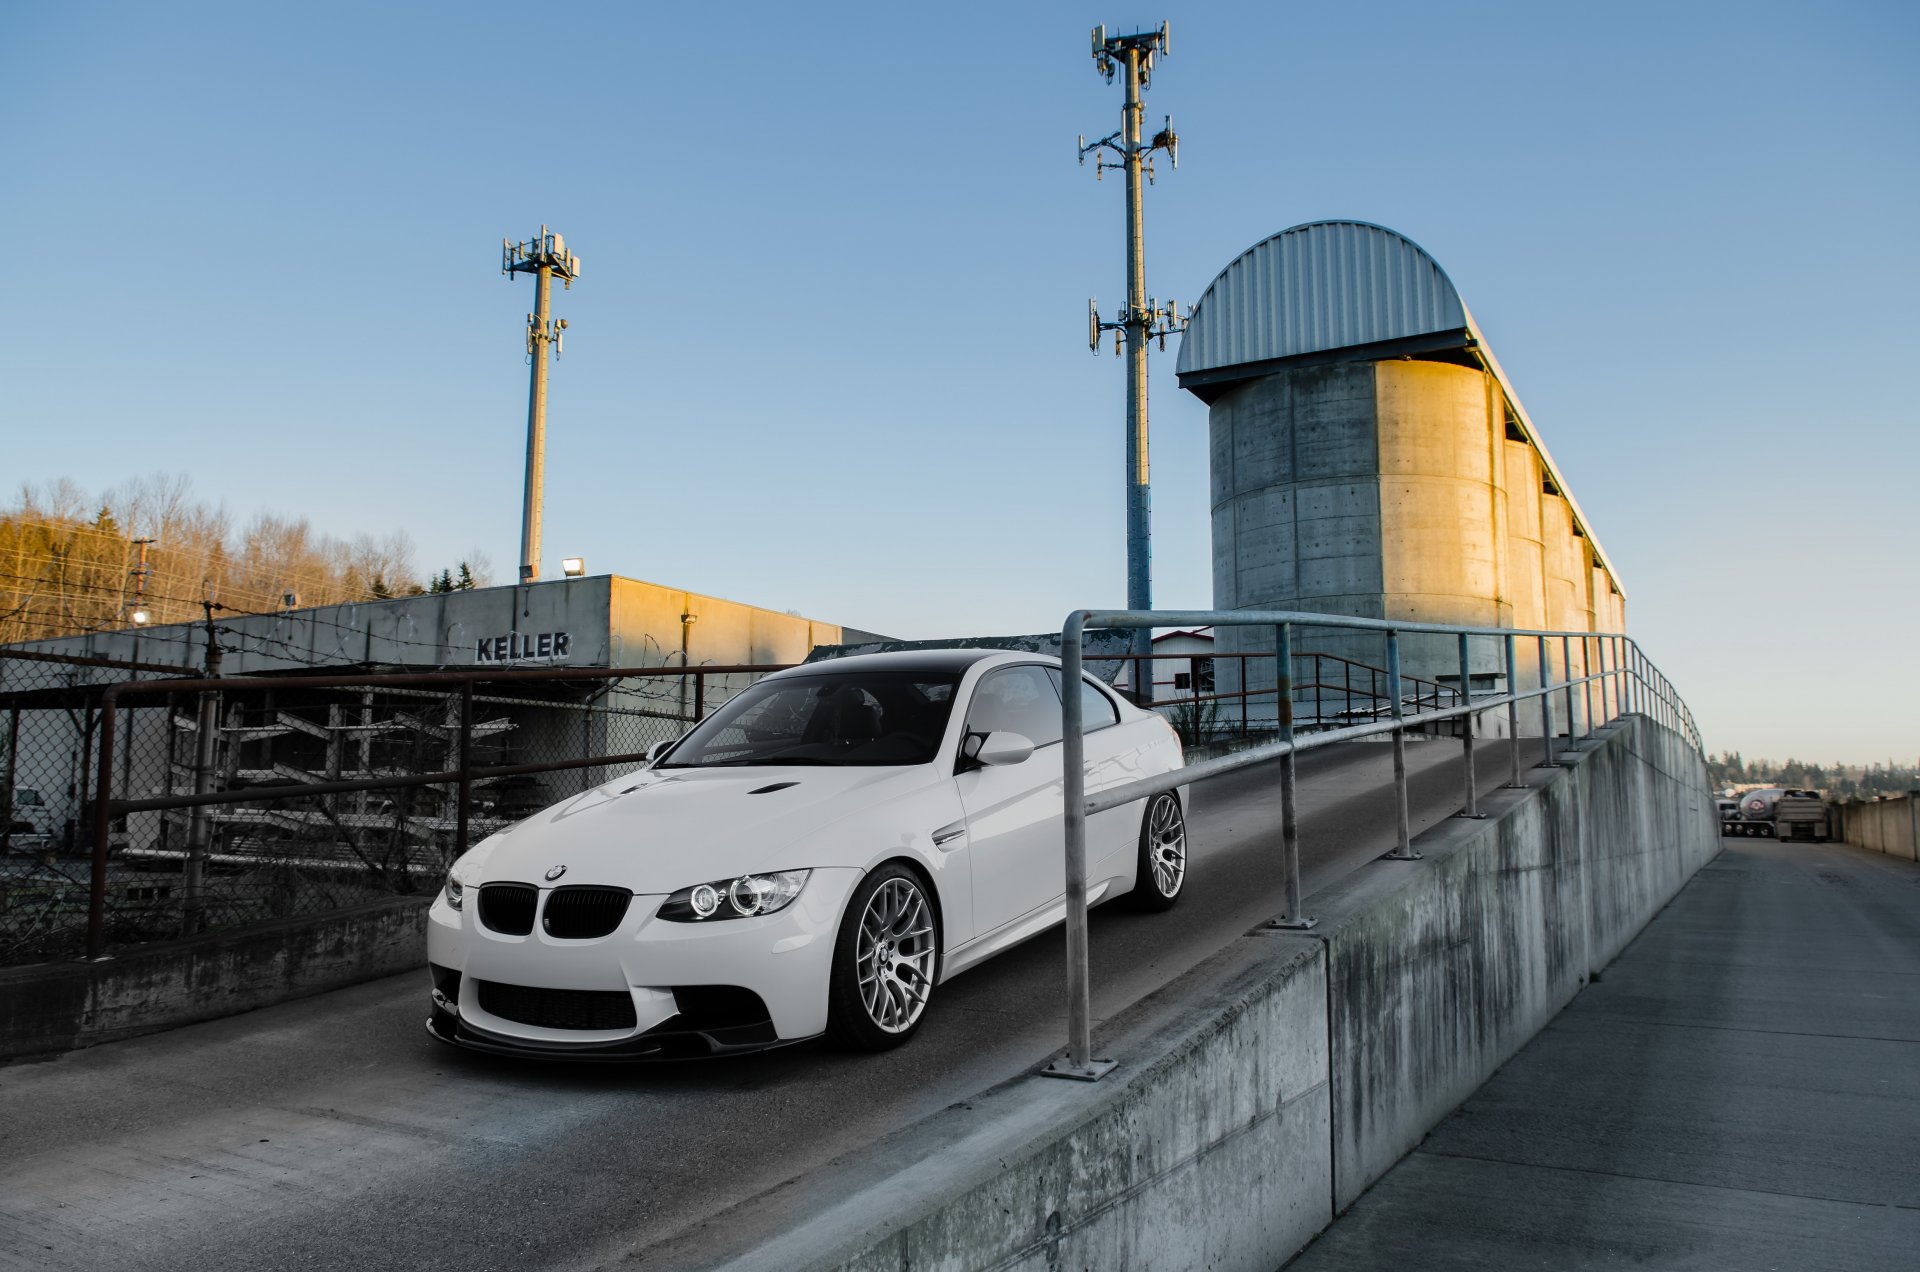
[1321,715,1714,1205]
[0,896,430,1059]
[1835,793,1919,862]
[696,715,1717,1272]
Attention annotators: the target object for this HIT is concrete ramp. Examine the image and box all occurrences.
[623,715,1717,1272]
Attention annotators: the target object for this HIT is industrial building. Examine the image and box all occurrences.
[5,574,869,677]
[1176,219,1625,712]
[1,576,880,857]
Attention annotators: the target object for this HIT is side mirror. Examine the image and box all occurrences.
[967,731,1034,767]
[645,739,676,767]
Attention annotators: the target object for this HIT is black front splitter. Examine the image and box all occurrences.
[425,1006,817,1063]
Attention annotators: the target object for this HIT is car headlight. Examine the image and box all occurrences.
[443,875,465,910]
[658,870,810,922]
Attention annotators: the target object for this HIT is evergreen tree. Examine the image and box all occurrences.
[456,561,475,591]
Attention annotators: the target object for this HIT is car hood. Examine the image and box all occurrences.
[465,764,937,893]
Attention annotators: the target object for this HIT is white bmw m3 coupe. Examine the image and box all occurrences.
[425,648,1187,1059]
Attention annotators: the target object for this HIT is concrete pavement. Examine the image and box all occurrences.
[1285,835,1920,1271]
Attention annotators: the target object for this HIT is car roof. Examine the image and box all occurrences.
[771,648,1055,679]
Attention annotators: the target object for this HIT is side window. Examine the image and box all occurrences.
[1048,669,1120,733]
[965,666,1064,748]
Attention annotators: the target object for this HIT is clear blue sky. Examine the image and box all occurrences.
[3,1,1914,762]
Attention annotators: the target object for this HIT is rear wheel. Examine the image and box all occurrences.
[1126,792,1186,912]
[827,864,940,1051]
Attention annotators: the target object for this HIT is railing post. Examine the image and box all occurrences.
[0,705,18,857]
[455,680,474,857]
[1044,611,1113,1081]
[1581,636,1595,740]
[1538,635,1558,767]
[1314,653,1323,731]
[1623,638,1634,723]
[1503,632,1524,787]
[1239,653,1248,736]
[1384,631,1420,860]
[182,686,222,936]
[1457,632,1481,818]
[1561,635,1578,747]
[1271,622,1314,927]
[87,688,120,961]
[693,670,706,723]
[1595,637,1608,724]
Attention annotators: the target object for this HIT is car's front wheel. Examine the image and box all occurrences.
[1126,791,1186,912]
[827,864,940,1051]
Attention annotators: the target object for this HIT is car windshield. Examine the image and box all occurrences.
[659,669,961,768]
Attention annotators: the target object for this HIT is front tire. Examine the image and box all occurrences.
[826,864,940,1051]
[1126,791,1186,912]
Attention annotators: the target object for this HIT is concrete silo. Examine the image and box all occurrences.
[1177,221,1624,731]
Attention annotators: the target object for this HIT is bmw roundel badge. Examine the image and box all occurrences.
[544,864,567,881]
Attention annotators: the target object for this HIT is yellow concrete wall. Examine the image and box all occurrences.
[1502,441,1547,632]
[607,578,840,669]
[1541,493,1585,634]
[1590,567,1615,633]
[1375,362,1502,628]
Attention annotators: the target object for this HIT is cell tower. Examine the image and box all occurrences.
[502,226,581,584]
[1080,22,1182,701]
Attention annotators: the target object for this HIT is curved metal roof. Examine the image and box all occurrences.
[1175,220,1623,597]
[1176,220,1470,378]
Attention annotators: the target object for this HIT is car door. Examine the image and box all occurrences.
[955,665,1067,937]
[1048,669,1137,877]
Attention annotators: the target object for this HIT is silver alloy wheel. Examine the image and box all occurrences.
[856,876,937,1034]
[1147,794,1186,897]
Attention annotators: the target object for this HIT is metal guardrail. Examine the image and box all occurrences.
[1047,609,1701,1081]
[1086,649,1467,731]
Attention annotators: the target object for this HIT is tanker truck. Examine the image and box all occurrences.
[1724,787,1827,840]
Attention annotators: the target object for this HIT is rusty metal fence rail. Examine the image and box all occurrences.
[0,658,785,965]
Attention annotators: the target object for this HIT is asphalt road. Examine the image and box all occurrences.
[0,735,1546,1272]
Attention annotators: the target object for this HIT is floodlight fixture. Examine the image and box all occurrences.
[561,557,586,577]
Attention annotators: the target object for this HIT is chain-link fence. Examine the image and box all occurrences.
[1,655,781,966]
[2,643,1481,968]
[2,650,196,965]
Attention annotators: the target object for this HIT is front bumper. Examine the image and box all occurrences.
[425,867,862,1060]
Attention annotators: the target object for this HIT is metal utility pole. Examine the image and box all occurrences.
[124,537,155,627]
[1082,24,1182,702]
[502,227,582,584]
